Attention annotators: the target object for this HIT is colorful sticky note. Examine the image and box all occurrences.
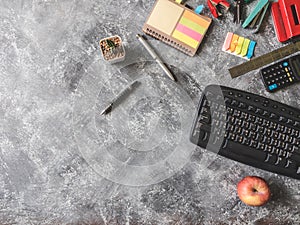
[241,39,251,56]
[222,32,256,59]
[235,37,245,55]
[246,41,257,59]
[143,0,212,56]
[222,32,233,51]
[230,34,239,52]
[171,10,210,48]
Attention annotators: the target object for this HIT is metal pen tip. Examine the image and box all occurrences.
[100,104,113,115]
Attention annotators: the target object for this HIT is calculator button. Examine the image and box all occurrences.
[269,84,278,91]
[283,62,288,67]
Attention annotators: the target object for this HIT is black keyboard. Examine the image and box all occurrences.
[190,85,300,180]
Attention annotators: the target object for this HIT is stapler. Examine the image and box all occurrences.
[242,0,270,33]
[271,0,300,42]
[207,0,230,18]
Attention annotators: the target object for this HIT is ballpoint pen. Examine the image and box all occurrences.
[136,34,176,82]
[100,80,139,115]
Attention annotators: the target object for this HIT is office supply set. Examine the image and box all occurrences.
[98,0,300,181]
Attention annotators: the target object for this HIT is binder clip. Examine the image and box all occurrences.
[242,0,270,33]
[233,0,244,23]
[271,0,300,43]
[207,0,230,18]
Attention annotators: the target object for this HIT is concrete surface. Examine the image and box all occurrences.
[0,0,300,224]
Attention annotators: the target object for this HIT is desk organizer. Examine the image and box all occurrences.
[100,35,125,63]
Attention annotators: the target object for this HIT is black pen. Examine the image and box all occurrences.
[101,80,139,115]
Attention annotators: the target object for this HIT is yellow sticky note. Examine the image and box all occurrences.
[172,30,199,48]
[241,39,250,57]
[235,37,245,55]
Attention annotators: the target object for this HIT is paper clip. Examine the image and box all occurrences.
[242,0,270,33]
[207,0,230,18]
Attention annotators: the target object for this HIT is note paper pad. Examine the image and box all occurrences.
[143,0,212,56]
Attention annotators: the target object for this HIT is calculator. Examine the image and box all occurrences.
[260,54,300,92]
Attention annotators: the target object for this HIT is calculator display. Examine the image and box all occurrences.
[290,54,300,77]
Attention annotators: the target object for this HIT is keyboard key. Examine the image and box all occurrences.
[227,141,266,160]
[270,113,279,120]
[265,153,276,164]
[275,157,287,167]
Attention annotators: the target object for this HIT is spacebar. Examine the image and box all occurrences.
[221,140,267,162]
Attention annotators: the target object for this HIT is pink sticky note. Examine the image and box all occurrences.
[222,32,233,51]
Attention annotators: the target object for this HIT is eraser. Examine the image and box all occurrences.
[195,5,204,14]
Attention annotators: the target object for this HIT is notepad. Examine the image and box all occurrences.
[222,32,256,60]
[143,0,212,56]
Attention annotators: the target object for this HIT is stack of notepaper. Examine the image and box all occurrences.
[143,0,212,56]
[222,32,256,60]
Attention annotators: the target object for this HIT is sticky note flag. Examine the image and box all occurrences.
[246,41,256,59]
[235,37,245,55]
[222,32,256,59]
[241,39,251,57]
[222,32,233,51]
[230,34,239,52]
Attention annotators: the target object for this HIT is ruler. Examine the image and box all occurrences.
[229,41,300,78]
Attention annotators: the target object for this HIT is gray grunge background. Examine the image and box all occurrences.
[0,0,300,224]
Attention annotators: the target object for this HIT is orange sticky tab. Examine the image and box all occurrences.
[182,10,211,28]
[230,34,239,52]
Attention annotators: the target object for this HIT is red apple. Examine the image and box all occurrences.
[237,176,271,206]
